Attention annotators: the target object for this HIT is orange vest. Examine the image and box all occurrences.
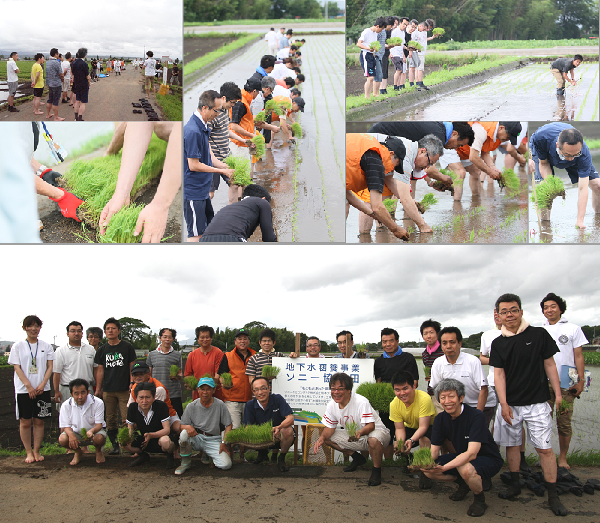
[355,186,392,203]
[131,376,177,417]
[457,122,501,160]
[221,348,256,403]
[230,90,255,147]
[270,95,292,123]
[346,134,395,193]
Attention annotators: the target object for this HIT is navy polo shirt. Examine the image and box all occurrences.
[243,393,293,427]
[183,112,213,201]
[530,122,594,181]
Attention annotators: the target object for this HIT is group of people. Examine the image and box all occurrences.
[183,45,307,243]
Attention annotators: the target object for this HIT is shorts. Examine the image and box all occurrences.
[329,427,391,451]
[16,391,52,420]
[61,428,108,441]
[210,171,230,192]
[405,424,433,447]
[198,234,244,242]
[412,52,425,71]
[438,148,462,169]
[184,198,214,237]
[8,81,18,96]
[47,86,61,106]
[408,51,421,70]
[493,401,553,450]
[374,56,383,82]
[74,86,89,104]
[170,397,183,418]
[436,453,503,480]
[145,76,154,88]
[33,87,44,98]
[62,77,71,92]
[548,384,577,437]
[360,51,376,77]
[391,56,404,72]
[266,427,296,449]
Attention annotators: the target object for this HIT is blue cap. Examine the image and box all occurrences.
[197,377,215,389]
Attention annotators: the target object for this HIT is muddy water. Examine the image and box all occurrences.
[385,63,599,121]
[347,149,529,244]
[529,150,600,243]
[185,35,345,242]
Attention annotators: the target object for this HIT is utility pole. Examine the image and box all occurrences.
[324,0,328,20]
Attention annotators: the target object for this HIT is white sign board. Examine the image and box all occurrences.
[270,357,375,419]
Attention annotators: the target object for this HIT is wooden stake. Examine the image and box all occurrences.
[294,333,301,357]
[345,333,352,358]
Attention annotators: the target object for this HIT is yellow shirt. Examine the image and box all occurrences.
[389,389,436,429]
[32,63,44,88]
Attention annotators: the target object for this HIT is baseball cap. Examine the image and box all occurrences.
[244,77,263,92]
[197,377,216,388]
[499,122,522,145]
[293,96,305,112]
[383,137,406,174]
[131,362,151,374]
[234,328,250,338]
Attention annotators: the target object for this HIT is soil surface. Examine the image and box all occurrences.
[1,455,599,522]
[346,64,444,97]
[1,67,175,122]
[184,36,239,63]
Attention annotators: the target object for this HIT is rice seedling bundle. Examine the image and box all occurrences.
[183,376,199,390]
[497,168,520,195]
[369,41,381,52]
[117,426,141,446]
[251,134,266,160]
[383,198,398,214]
[386,37,404,46]
[416,192,439,214]
[254,111,267,123]
[220,372,233,388]
[224,155,253,186]
[441,168,463,186]
[261,365,281,379]
[345,420,360,439]
[394,438,405,455]
[170,365,179,378]
[530,176,566,210]
[407,41,423,52]
[290,122,302,138]
[225,421,274,447]
[424,366,431,379]
[355,382,395,413]
[557,398,570,415]
[265,99,284,116]
[411,448,435,469]
[432,28,446,36]
[80,428,90,440]
[97,204,145,243]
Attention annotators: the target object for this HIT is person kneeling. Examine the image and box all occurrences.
[422,379,503,517]
[175,377,233,475]
[123,382,177,468]
[58,378,106,465]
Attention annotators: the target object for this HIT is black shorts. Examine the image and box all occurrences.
[405,425,433,447]
[268,427,296,449]
[184,198,214,237]
[170,397,183,418]
[33,87,44,98]
[198,234,243,242]
[74,86,89,104]
[360,52,376,77]
[16,391,52,420]
[436,453,503,480]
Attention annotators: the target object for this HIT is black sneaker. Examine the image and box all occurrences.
[450,477,471,501]
[368,467,382,486]
[379,89,388,95]
[277,455,289,472]
[343,452,367,472]
[498,484,521,499]
[548,495,568,516]
[420,84,430,90]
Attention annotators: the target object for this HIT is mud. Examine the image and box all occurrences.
[184,36,238,63]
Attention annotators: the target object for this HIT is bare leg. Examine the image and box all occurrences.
[450,163,467,201]
[93,434,106,463]
[20,419,35,463]
[368,437,384,467]
[466,165,481,196]
[359,212,375,233]
[373,81,381,96]
[364,77,374,98]
[32,418,45,461]
[558,434,571,469]
[537,447,557,483]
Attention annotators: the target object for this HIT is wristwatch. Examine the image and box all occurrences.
[407,438,414,445]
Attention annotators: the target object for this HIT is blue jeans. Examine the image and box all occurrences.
[374,56,383,82]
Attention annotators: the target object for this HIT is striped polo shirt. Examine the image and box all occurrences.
[245,350,284,378]
[208,108,231,160]
[422,342,444,396]
[146,347,183,398]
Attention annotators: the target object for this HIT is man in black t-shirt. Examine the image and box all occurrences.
[71,47,91,121]
[550,55,582,95]
[94,317,137,455]
[423,378,503,518]
[489,293,567,516]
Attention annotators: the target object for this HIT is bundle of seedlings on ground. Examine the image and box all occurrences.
[408,448,435,471]
[254,111,267,123]
[432,28,446,36]
[407,41,423,52]
[386,37,404,46]
[290,122,302,138]
[355,382,395,413]
[62,134,167,227]
[261,365,281,379]
[183,376,199,390]
[416,193,439,214]
[220,372,233,388]
[251,134,266,160]
[383,198,398,215]
[530,176,566,210]
[369,41,381,52]
[497,168,520,195]
[225,421,275,448]
[170,365,180,378]
[117,426,141,446]
[557,398,570,416]
[225,155,253,186]
[97,204,145,243]
[345,420,360,439]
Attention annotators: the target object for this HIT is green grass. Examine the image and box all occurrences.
[183,33,259,76]
[355,382,395,413]
[0,60,38,82]
[584,137,600,150]
[225,421,273,445]
[347,56,519,110]
[584,352,600,365]
[69,132,114,158]
[530,176,566,210]
[429,38,595,51]
[261,365,280,379]
[347,52,516,68]
[184,31,249,38]
[96,205,145,243]
[225,155,253,186]
[184,18,331,26]
[155,91,183,121]
[251,134,266,160]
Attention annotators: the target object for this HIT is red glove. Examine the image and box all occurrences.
[49,188,84,222]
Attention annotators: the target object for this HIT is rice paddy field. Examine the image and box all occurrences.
[385,62,600,121]
[184,34,345,242]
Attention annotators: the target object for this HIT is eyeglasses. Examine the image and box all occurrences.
[306,344,320,348]
[253,386,269,392]
[558,146,582,159]
[498,308,521,316]
[426,152,434,166]
[330,388,346,393]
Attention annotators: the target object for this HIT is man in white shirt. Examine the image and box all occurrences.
[389,17,409,91]
[58,378,106,465]
[357,17,386,99]
[114,58,121,75]
[143,50,157,97]
[540,292,588,470]
[265,28,278,55]
[53,321,97,407]
[7,52,20,112]
[314,372,390,486]
[61,52,73,104]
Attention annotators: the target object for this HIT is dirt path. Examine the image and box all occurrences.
[1,67,165,122]
[1,455,599,522]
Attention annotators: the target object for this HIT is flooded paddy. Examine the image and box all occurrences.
[385,63,599,121]
[346,142,528,244]
[184,22,345,34]
[184,34,345,242]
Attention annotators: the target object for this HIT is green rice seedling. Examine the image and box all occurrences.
[170,365,179,378]
[182,399,193,410]
[469,228,475,242]
[407,41,423,52]
[383,198,398,214]
[386,37,404,46]
[530,176,566,210]
[497,168,520,195]
[412,448,435,469]
[395,438,405,455]
[355,382,395,412]
[442,168,463,186]
[416,193,438,213]
[251,134,266,160]
[220,373,233,388]
[424,366,431,379]
[369,41,381,52]
[432,28,446,36]
[117,426,141,446]
[225,421,274,445]
[224,155,253,186]
[290,122,302,138]
[183,376,199,390]
[557,398,570,416]
[97,204,145,243]
[345,420,360,439]
[80,428,90,440]
[261,365,281,379]
[254,111,267,123]
[265,99,284,116]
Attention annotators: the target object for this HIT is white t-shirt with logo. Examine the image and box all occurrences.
[8,339,55,394]
[144,58,156,76]
[542,318,588,370]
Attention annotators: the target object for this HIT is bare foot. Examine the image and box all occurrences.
[46,114,52,119]
[69,452,81,466]
[558,460,570,470]
[96,452,106,464]
[67,449,74,454]
[54,116,66,121]
[81,446,91,454]
[33,111,43,115]
[25,453,35,463]
[33,452,44,462]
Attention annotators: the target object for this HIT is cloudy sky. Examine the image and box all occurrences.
[1,0,182,58]
[1,244,599,346]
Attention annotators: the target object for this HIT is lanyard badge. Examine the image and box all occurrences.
[41,122,68,164]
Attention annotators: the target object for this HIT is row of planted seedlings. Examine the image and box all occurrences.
[575,67,600,120]
[60,134,168,243]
